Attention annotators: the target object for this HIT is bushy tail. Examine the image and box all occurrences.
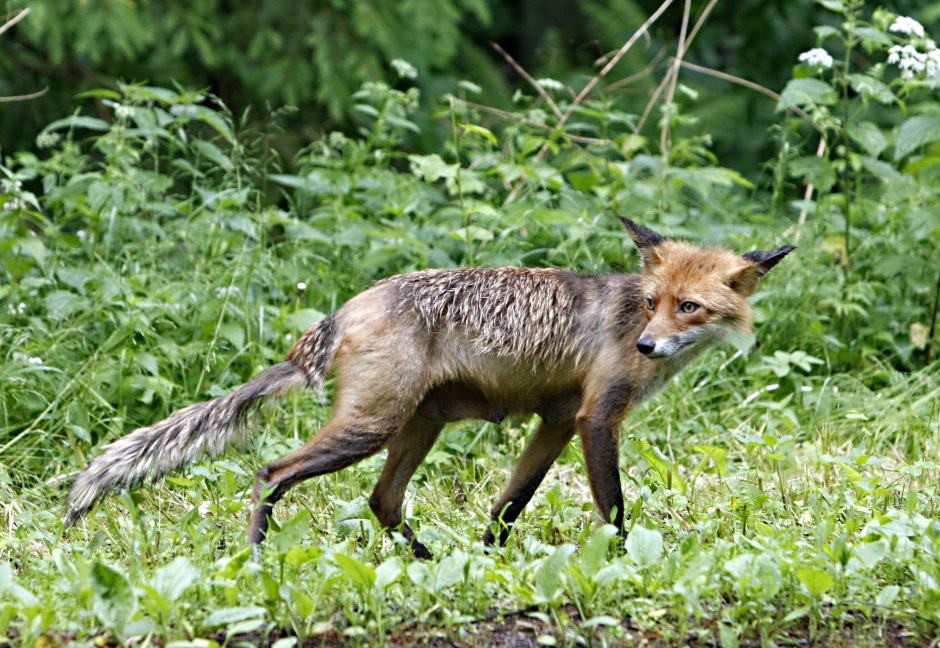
[65,314,341,525]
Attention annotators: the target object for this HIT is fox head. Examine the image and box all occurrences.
[621,218,794,360]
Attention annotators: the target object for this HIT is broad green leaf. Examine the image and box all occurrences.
[632,439,686,494]
[45,290,83,322]
[41,115,110,134]
[725,553,782,600]
[151,557,199,603]
[219,322,245,348]
[796,567,833,597]
[202,606,267,627]
[853,540,888,569]
[270,172,333,195]
[375,557,402,590]
[858,156,905,183]
[459,123,498,145]
[875,585,900,608]
[409,154,458,182]
[91,561,137,633]
[847,121,888,157]
[626,525,663,568]
[895,114,940,161]
[192,140,234,171]
[288,309,326,333]
[170,104,234,143]
[847,75,893,105]
[581,524,618,576]
[535,544,575,601]
[817,0,845,13]
[693,445,728,476]
[272,510,312,554]
[434,551,468,590]
[334,554,376,589]
[12,238,48,265]
[776,79,837,111]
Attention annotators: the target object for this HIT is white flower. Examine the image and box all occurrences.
[457,80,482,94]
[889,16,925,38]
[76,230,87,241]
[215,286,240,299]
[391,59,418,80]
[114,104,135,119]
[536,78,565,91]
[18,302,26,314]
[798,48,834,69]
[2,198,24,212]
[927,48,940,78]
[888,43,933,79]
[296,282,307,292]
[36,131,61,149]
[27,356,43,365]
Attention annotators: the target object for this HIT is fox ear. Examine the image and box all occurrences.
[730,245,796,295]
[620,217,668,269]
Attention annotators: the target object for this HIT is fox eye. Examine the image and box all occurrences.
[679,301,699,314]
[645,297,655,310]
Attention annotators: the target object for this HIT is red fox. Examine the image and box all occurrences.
[65,219,793,558]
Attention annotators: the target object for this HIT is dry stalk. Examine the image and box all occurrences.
[490,41,563,120]
[0,7,30,36]
[502,0,677,206]
[637,0,718,134]
[660,0,692,154]
[0,87,48,103]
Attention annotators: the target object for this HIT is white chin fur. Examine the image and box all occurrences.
[647,326,726,359]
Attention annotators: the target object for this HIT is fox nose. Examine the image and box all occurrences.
[636,338,655,355]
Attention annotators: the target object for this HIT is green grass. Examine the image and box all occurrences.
[4,353,939,646]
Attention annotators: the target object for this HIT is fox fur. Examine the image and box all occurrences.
[65,219,793,557]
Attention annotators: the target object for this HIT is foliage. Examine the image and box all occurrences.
[0,1,939,645]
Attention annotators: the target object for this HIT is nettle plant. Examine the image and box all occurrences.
[777,2,940,370]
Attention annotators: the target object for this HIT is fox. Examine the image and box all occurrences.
[64,219,793,558]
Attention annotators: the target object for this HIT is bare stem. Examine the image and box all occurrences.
[637,0,717,135]
[926,268,940,365]
[503,0,676,206]
[0,87,49,103]
[490,41,563,120]
[660,0,692,155]
[0,7,30,37]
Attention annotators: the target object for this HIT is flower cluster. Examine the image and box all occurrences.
[889,16,925,38]
[390,59,417,80]
[6,302,27,316]
[114,104,135,119]
[886,16,939,80]
[798,47,834,69]
[35,131,61,149]
[888,44,940,79]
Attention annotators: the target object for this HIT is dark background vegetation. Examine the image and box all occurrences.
[3,0,928,168]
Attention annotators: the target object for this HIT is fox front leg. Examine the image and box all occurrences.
[577,417,626,534]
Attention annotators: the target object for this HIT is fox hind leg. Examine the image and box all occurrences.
[248,417,401,544]
[368,415,443,559]
[248,340,428,545]
[483,419,576,547]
